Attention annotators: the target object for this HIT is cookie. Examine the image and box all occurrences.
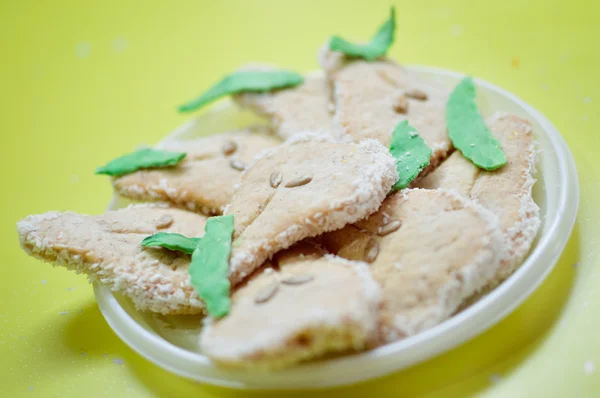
[17,204,207,315]
[225,133,397,286]
[319,189,504,342]
[320,49,452,172]
[233,74,334,139]
[200,241,381,369]
[415,113,540,283]
[113,126,281,215]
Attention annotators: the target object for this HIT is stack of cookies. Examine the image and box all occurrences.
[16,9,540,370]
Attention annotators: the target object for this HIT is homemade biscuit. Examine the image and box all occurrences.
[320,49,452,172]
[320,189,504,343]
[17,204,207,315]
[416,113,539,283]
[200,241,381,369]
[225,133,397,286]
[234,75,334,139]
[113,126,280,215]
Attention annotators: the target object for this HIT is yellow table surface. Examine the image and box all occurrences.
[2,0,598,396]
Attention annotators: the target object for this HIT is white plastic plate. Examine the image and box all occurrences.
[94,66,578,389]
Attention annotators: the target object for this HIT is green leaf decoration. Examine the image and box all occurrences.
[446,77,507,171]
[95,148,186,177]
[189,215,234,318]
[179,70,304,112]
[389,121,432,190]
[141,232,201,255]
[329,7,396,61]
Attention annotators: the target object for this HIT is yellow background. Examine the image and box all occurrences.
[1,0,598,396]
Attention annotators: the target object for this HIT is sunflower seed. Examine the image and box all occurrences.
[155,215,174,229]
[285,175,312,188]
[405,89,428,101]
[254,281,279,304]
[222,140,238,156]
[230,159,247,171]
[392,94,409,113]
[377,220,402,236]
[281,274,314,285]
[270,171,283,188]
[364,239,379,263]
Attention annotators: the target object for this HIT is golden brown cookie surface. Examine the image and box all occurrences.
[320,50,452,171]
[225,133,398,286]
[17,204,207,314]
[234,75,333,139]
[113,126,280,215]
[416,113,540,283]
[320,189,504,342]
[200,242,381,369]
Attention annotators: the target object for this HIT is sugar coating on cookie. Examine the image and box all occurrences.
[233,74,334,140]
[225,133,397,286]
[320,189,504,342]
[112,126,280,215]
[17,204,207,315]
[415,113,540,283]
[200,242,381,369]
[320,49,452,172]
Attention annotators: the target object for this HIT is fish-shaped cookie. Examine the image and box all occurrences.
[200,241,380,369]
[320,49,452,173]
[17,204,207,314]
[234,74,334,140]
[113,126,280,215]
[415,113,540,284]
[320,189,504,342]
[226,133,398,286]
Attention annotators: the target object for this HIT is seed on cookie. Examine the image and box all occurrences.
[155,214,174,229]
[405,89,428,101]
[230,159,247,171]
[285,175,312,188]
[392,94,409,114]
[270,171,283,188]
[254,281,280,304]
[364,239,380,263]
[377,220,402,236]
[222,140,238,156]
[281,274,314,285]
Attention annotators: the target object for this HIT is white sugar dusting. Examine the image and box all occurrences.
[41,280,47,285]
[584,96,591,104]
[113,358,125,365]
[59,311,68,315]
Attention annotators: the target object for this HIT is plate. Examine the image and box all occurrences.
[94,66,579,389]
